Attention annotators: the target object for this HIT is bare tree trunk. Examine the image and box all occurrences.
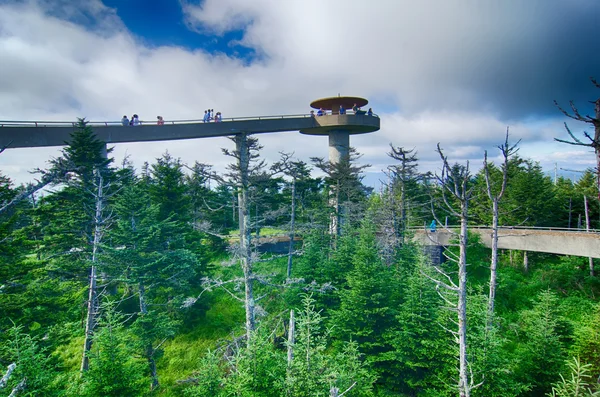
[458,202,470,397]
[429,145,477,396]
[287,179,296,279]
[568,197,573,229]
[236,134,255,343]
[523,251,529,273]
[8,379,25,397]
[483,132,518,329]
[487,198,499,328]
[0,363,16,388]
[330,180,341,236]
[287,309,295,367]
[81,173,104,372]
[554,85,600,201]
[232,190,236,225]
[584,195,594,276]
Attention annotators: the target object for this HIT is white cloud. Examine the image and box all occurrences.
[0,0,598,186]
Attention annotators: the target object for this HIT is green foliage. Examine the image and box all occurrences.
[548,357,600,397]
[330,219,396,379]
[383,261,455,394]
[285,294,375,397]
[4,130,600,397]
[147,151,191,223]
[77,304,146,397]
[502,157,559,227]
[0,323,62,396]
[514,290,568,396]
[468,294,529,397]
[570,304,600,377]
[182,349,222,396]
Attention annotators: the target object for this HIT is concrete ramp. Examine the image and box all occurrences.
[413,227,600,259]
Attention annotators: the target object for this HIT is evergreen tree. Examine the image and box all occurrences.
[0,324,61,396]
[147,151,191,224]
[515,290,567,396]
[311,147,371,236]
[285,294,374,397]
[330,219,396,382]
[106,177,201,389]
[501,157,559,227]
[78,304,146,397]
[385,259,455,394]
[548,357,600,397]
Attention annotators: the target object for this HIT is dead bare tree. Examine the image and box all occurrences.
[554,77,600,200]
[81,170,112,372]
[584,195,594,276]
[0,158,76,214]
[426,144,479,397]
[271,152,310,279]
[0,364,16,389]
[483,129,520,328]
[219,133,267,343]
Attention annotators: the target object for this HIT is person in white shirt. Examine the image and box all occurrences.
[132,114,140,126]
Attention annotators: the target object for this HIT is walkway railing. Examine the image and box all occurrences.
[0,111,380,128]
[409,225,600,234]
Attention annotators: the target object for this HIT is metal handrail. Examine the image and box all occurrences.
[0,111,380,128]
[408,225,600,234]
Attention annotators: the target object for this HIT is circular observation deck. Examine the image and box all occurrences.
[299,113,380,136]
[301,95,380,135]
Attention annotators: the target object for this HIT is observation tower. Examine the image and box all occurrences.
[0,96,380,164]
[300,95,379,164]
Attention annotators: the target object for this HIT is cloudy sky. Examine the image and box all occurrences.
[0,0,598,186]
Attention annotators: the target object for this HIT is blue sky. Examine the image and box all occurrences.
[102,0,256,60]
[0,0,598,186]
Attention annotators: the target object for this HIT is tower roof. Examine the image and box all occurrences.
[310,96,368,110]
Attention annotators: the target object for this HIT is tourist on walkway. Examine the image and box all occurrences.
[310,110,315,117]
[132,114,140,126]
[430,220,436,233]
[121,115,129,126]
[367,108,373,116]
[352,103,359,113]
[203,110,209,123]
[157,116,164,125]
[215,112,222,122]
[317,108,324,116]
[339,105,346,115]
[210,109,214,121]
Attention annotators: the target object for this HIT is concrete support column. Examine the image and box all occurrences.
[328,130,349,164]
[100,142,108,159]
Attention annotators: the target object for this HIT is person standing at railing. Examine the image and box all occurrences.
[132,114,140,126]
[317,108,324,116]
[339,105,346,114]
[157,116,164,125]
[209,109,214,121]
[203,110,209,123]
[352,103,358,113]
[121,115,129,126]
[430,220,436,232]
[215,112,222,122]
[367,108,373,116]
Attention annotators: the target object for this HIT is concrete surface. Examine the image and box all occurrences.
[0,114,380,149]
[413,228,600,259]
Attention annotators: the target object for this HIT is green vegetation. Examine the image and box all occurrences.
[1,120,599,396]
